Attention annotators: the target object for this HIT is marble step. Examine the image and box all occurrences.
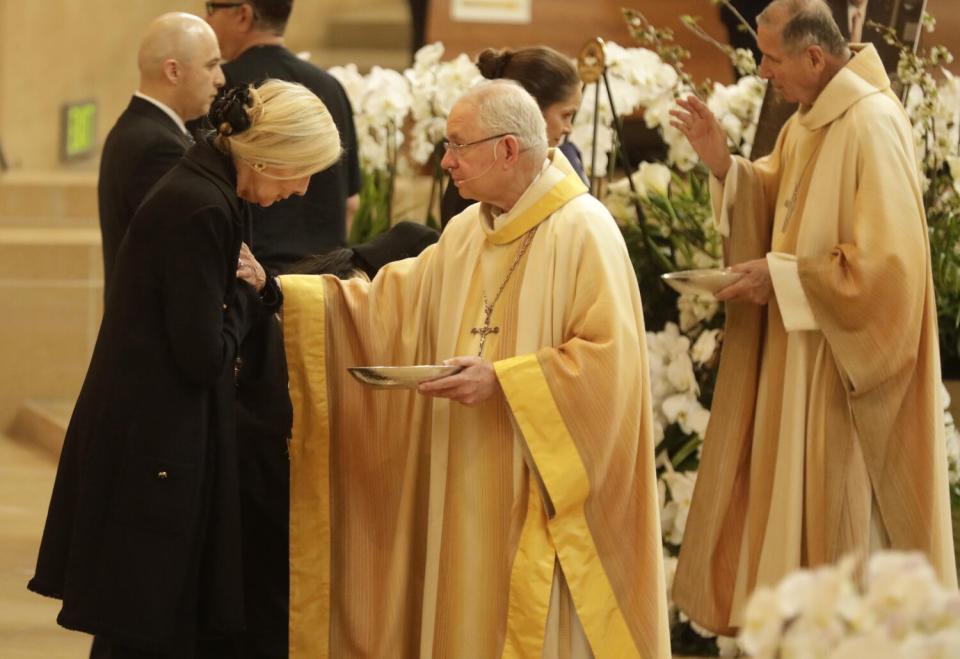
[7,400,73,460]
[0,226,101,431]
[0,171,97,225]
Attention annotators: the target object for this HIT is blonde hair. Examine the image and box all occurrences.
[214,79,342,180]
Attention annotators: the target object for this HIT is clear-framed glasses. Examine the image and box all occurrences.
[440,133,512,154]
[205,1,245,15]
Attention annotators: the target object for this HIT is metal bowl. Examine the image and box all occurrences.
[347,364,464,389]
[661,268,744,297]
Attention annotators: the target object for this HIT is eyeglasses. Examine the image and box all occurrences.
[205,1,245,15]
[440,133,511,154]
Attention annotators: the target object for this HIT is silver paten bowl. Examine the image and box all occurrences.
[661,268,744,297]
[348,365,464,389]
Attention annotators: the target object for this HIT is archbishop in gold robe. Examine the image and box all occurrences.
[673,36,958,635]
[279,130,669,656]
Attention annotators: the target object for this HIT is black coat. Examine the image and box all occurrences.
[98,96,191,298]
[29,138,280,652]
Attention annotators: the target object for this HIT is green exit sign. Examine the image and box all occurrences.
[61,100,97,161]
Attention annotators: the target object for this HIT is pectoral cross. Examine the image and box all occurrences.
[783,196,796,228]
[470,302,500,357]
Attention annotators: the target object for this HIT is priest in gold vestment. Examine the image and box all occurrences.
[278,81,670,657]
[670,0,958,635]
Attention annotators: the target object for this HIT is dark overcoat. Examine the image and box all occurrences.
[28,138,280,651]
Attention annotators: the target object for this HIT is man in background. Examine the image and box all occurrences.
[205,0,361,271]
[672,0,956,635]
[99,12,224,299]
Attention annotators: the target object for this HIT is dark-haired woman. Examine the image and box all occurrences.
[28,80,342,658]
[440,45,587,227]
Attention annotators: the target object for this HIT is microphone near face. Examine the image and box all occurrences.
[449,138,504,185]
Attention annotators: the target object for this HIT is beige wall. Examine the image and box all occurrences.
[0,0,392,172]
[0,1,182,171]
[4,0,953,173]
[285,0,351,52]
[0,0,7,165]
[0,3,5,163]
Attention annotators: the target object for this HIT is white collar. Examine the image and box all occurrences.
[133,91,189,136]
[489,158,551,230]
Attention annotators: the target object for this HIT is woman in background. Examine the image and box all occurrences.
[440,45,586,227]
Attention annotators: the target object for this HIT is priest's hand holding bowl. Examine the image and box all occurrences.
[714,258,773,305]
[418,356,503,406]
[669,95,733,181]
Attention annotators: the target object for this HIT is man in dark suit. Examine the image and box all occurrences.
[98,12,225,298]
[205,0,361,272]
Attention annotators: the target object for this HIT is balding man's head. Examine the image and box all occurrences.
[755,0,851,105]
[137,13,225,122]
[758,0,848,57]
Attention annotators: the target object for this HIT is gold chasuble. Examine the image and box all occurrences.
[674,44,958,635]
[280,150,670,658]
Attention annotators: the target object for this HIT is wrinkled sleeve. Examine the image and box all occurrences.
[768,252,818,331]
[280,242,442,659]
[709,125,788,264]
[797,105,928,394]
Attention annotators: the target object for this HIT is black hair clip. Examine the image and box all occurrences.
[209,85,253,136]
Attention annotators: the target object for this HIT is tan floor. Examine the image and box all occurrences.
[0,432,705,658]
[0,435,90,658]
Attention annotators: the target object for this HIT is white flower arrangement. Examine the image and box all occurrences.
[659,465,697,546]
[738,552,960,659]
[328,64,413,173]
[904,69,960,192]
[332,43,482,175]
[570,41,680,177]
[404,43,483,168]
[943,384,960,493]
[646,321,713,543]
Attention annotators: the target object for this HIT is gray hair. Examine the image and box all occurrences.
[459,80,549,164]
[758,0,848,57]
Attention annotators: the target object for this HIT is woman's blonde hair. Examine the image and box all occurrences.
[213,79,342,180]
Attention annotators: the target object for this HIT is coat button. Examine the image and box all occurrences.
[157,471,169,479]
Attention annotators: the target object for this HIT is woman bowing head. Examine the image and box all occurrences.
[28,79,342,658]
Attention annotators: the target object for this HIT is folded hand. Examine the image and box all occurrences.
[236,242,266,293]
